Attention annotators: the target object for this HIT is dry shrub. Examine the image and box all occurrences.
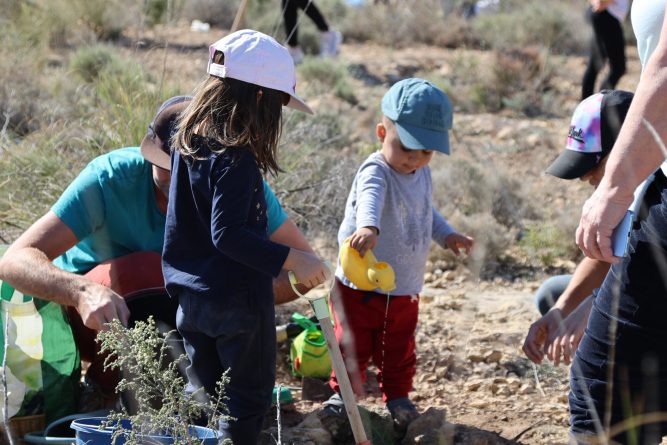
[14,0,145,48]
[182,0,240,28]
[429,47,557,116]
[341,0,465,48]
[0,128,80,240]
[271,111,355,249]
[439,211,517,278]
[298,58,358,105]
[429,157,531,272]
[0,51,43,136]
[70,45,124,83]
[470,2,587,55]
[489,47,556,115]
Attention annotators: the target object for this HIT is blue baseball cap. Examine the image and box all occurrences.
[381,78,453,154]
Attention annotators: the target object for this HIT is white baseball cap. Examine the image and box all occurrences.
[207,29,313,114]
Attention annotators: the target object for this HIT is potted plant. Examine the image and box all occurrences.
[71,317,230,445]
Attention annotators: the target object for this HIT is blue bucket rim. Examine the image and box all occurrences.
[70,417,218,440]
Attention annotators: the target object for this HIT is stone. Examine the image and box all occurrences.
[484,350,503,364]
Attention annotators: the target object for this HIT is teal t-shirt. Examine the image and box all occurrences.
[52,147,287,274]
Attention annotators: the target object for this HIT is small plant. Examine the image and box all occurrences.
[298,58,357,104]
[97,318,231,445]
[520,223,579,268]
[70,45,123,83]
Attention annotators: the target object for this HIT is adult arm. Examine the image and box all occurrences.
[522,256,609,364]
[0,211,129,331]
[576,10,667,261]
[270,217,316,304]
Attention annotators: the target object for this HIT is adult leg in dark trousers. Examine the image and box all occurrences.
[581,9,626,100]
[282,0,330,47]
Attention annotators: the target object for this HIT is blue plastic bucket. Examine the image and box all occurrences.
[70,418,129,445]
[70,417,218,445]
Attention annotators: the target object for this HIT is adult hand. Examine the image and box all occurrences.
[576,183,632,262]
[349,227,378,257]
[74,281,130,331]
[522,308,563,364]
[545,296,593,366]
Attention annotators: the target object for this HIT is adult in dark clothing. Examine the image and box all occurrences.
[581,0,628,100]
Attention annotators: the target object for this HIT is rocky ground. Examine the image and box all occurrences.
[267,281,570,445]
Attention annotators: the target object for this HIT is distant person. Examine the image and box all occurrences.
[281,0,342,63]
[523,90,633,367]
[162,30,329,444]
[581,0,628,100]
[319,78,473,439]
[0,94,316,414]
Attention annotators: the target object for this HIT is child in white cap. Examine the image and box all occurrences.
[320,78,474,439]
[161,29,328,444]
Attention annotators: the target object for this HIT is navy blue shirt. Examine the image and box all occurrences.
[162,136,290,306]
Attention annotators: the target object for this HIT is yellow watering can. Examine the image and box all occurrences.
[339,238,396,292]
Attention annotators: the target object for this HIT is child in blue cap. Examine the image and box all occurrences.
[320,78,474,438]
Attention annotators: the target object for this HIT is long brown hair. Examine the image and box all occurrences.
[175,51,284,175]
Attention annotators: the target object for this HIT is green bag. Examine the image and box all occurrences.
[289,313,331,378]
[0,280,80,424]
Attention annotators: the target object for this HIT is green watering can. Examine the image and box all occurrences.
[289,313,331,378]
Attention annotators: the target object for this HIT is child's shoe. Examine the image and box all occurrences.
[319,30,342,57]
[288,45,304,64]
[387,397,420,435]
[317,393,353,442]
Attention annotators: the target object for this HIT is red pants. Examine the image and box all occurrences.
[66,252,165,393]
[328,279,418,402]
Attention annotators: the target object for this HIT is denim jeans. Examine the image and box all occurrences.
[569,172,667,445]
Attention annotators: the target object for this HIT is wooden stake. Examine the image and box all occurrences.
[231,0,250,32]
[288,273,371,445]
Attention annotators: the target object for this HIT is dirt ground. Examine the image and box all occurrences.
[269,280,571,445]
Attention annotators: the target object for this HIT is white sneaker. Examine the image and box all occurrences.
[319,30,342,57]
[288,45,304,64]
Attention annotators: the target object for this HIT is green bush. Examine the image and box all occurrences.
[298,58,357,105]
[520,223,579,267]
[70,45,124,83]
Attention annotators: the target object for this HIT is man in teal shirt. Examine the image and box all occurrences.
[0,96,315,408]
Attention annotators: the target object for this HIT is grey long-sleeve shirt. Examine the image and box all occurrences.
[336,152,455,295]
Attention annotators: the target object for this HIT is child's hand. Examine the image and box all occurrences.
[349,227,378,257]
[444,233,474,256]
[284,249,331,288]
